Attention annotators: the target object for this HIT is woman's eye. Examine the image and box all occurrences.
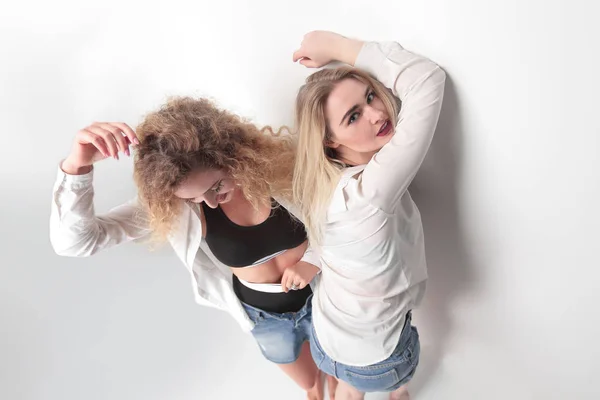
[367,92,375,104]
[349,112,360,124]
[213,180,224,193]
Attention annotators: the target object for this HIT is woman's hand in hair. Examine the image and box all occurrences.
[293,30,363,68]
[61,122,139,175]
[281,261,320,293]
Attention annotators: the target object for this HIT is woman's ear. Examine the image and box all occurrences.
[324,130,340,149]
[324,139,340,149]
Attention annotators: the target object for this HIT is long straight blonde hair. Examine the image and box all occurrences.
[292,67,400,246]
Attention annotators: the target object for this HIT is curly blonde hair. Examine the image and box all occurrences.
[134,96,294,242]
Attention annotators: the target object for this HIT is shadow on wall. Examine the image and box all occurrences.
[407,76,478,395]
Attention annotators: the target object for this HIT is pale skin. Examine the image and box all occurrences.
[173,168,320,292]
[293,31,411,400]
[62,122,325,400]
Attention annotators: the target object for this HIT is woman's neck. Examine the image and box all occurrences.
[228,187,270,209]
[335,147,377,167]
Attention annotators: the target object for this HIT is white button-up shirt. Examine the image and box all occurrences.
[312,41,446,366]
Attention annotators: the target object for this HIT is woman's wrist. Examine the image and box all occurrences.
[61,157,92,175]
[335,36,364,66]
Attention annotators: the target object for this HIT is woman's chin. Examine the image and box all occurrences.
[218,191,233,204]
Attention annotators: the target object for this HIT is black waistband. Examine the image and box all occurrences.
[232,274,312,314]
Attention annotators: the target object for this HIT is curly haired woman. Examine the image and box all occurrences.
[50,97,327,399]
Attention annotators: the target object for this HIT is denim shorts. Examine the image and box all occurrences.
[309,311,420,392]
[242,294,313,364]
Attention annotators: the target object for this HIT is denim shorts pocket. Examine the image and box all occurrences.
[345,368,400,392]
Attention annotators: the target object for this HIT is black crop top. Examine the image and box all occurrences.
[200,200,307,268]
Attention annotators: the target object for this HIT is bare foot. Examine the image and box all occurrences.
[307,370,324,400]
[326,374,338,400]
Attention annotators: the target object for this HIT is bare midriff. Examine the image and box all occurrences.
[231,240,308,283]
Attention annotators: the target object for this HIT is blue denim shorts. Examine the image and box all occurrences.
[309,312,420,392]
[242,295,313,364]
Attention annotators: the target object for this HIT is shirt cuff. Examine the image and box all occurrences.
[57,161,94,187]
[300,246,321,270]
[354,41,398,73]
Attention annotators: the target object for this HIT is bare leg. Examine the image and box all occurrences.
[326,374,338,400]
[389,384,410,400]
[307,369,325,400]
[334,379,364,400]
[277,342,323,400]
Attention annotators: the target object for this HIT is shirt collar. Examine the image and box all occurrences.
[328,165,367,214]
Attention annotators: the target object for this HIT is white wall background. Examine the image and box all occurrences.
[1,1,598,399]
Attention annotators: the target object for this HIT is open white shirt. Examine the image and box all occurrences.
[312,41,446,366]
[49,169,320,332]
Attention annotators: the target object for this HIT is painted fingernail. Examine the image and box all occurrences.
[126,149,130,157]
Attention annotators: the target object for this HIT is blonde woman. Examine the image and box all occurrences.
[50,97,326,399]
[292,31,446,400]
